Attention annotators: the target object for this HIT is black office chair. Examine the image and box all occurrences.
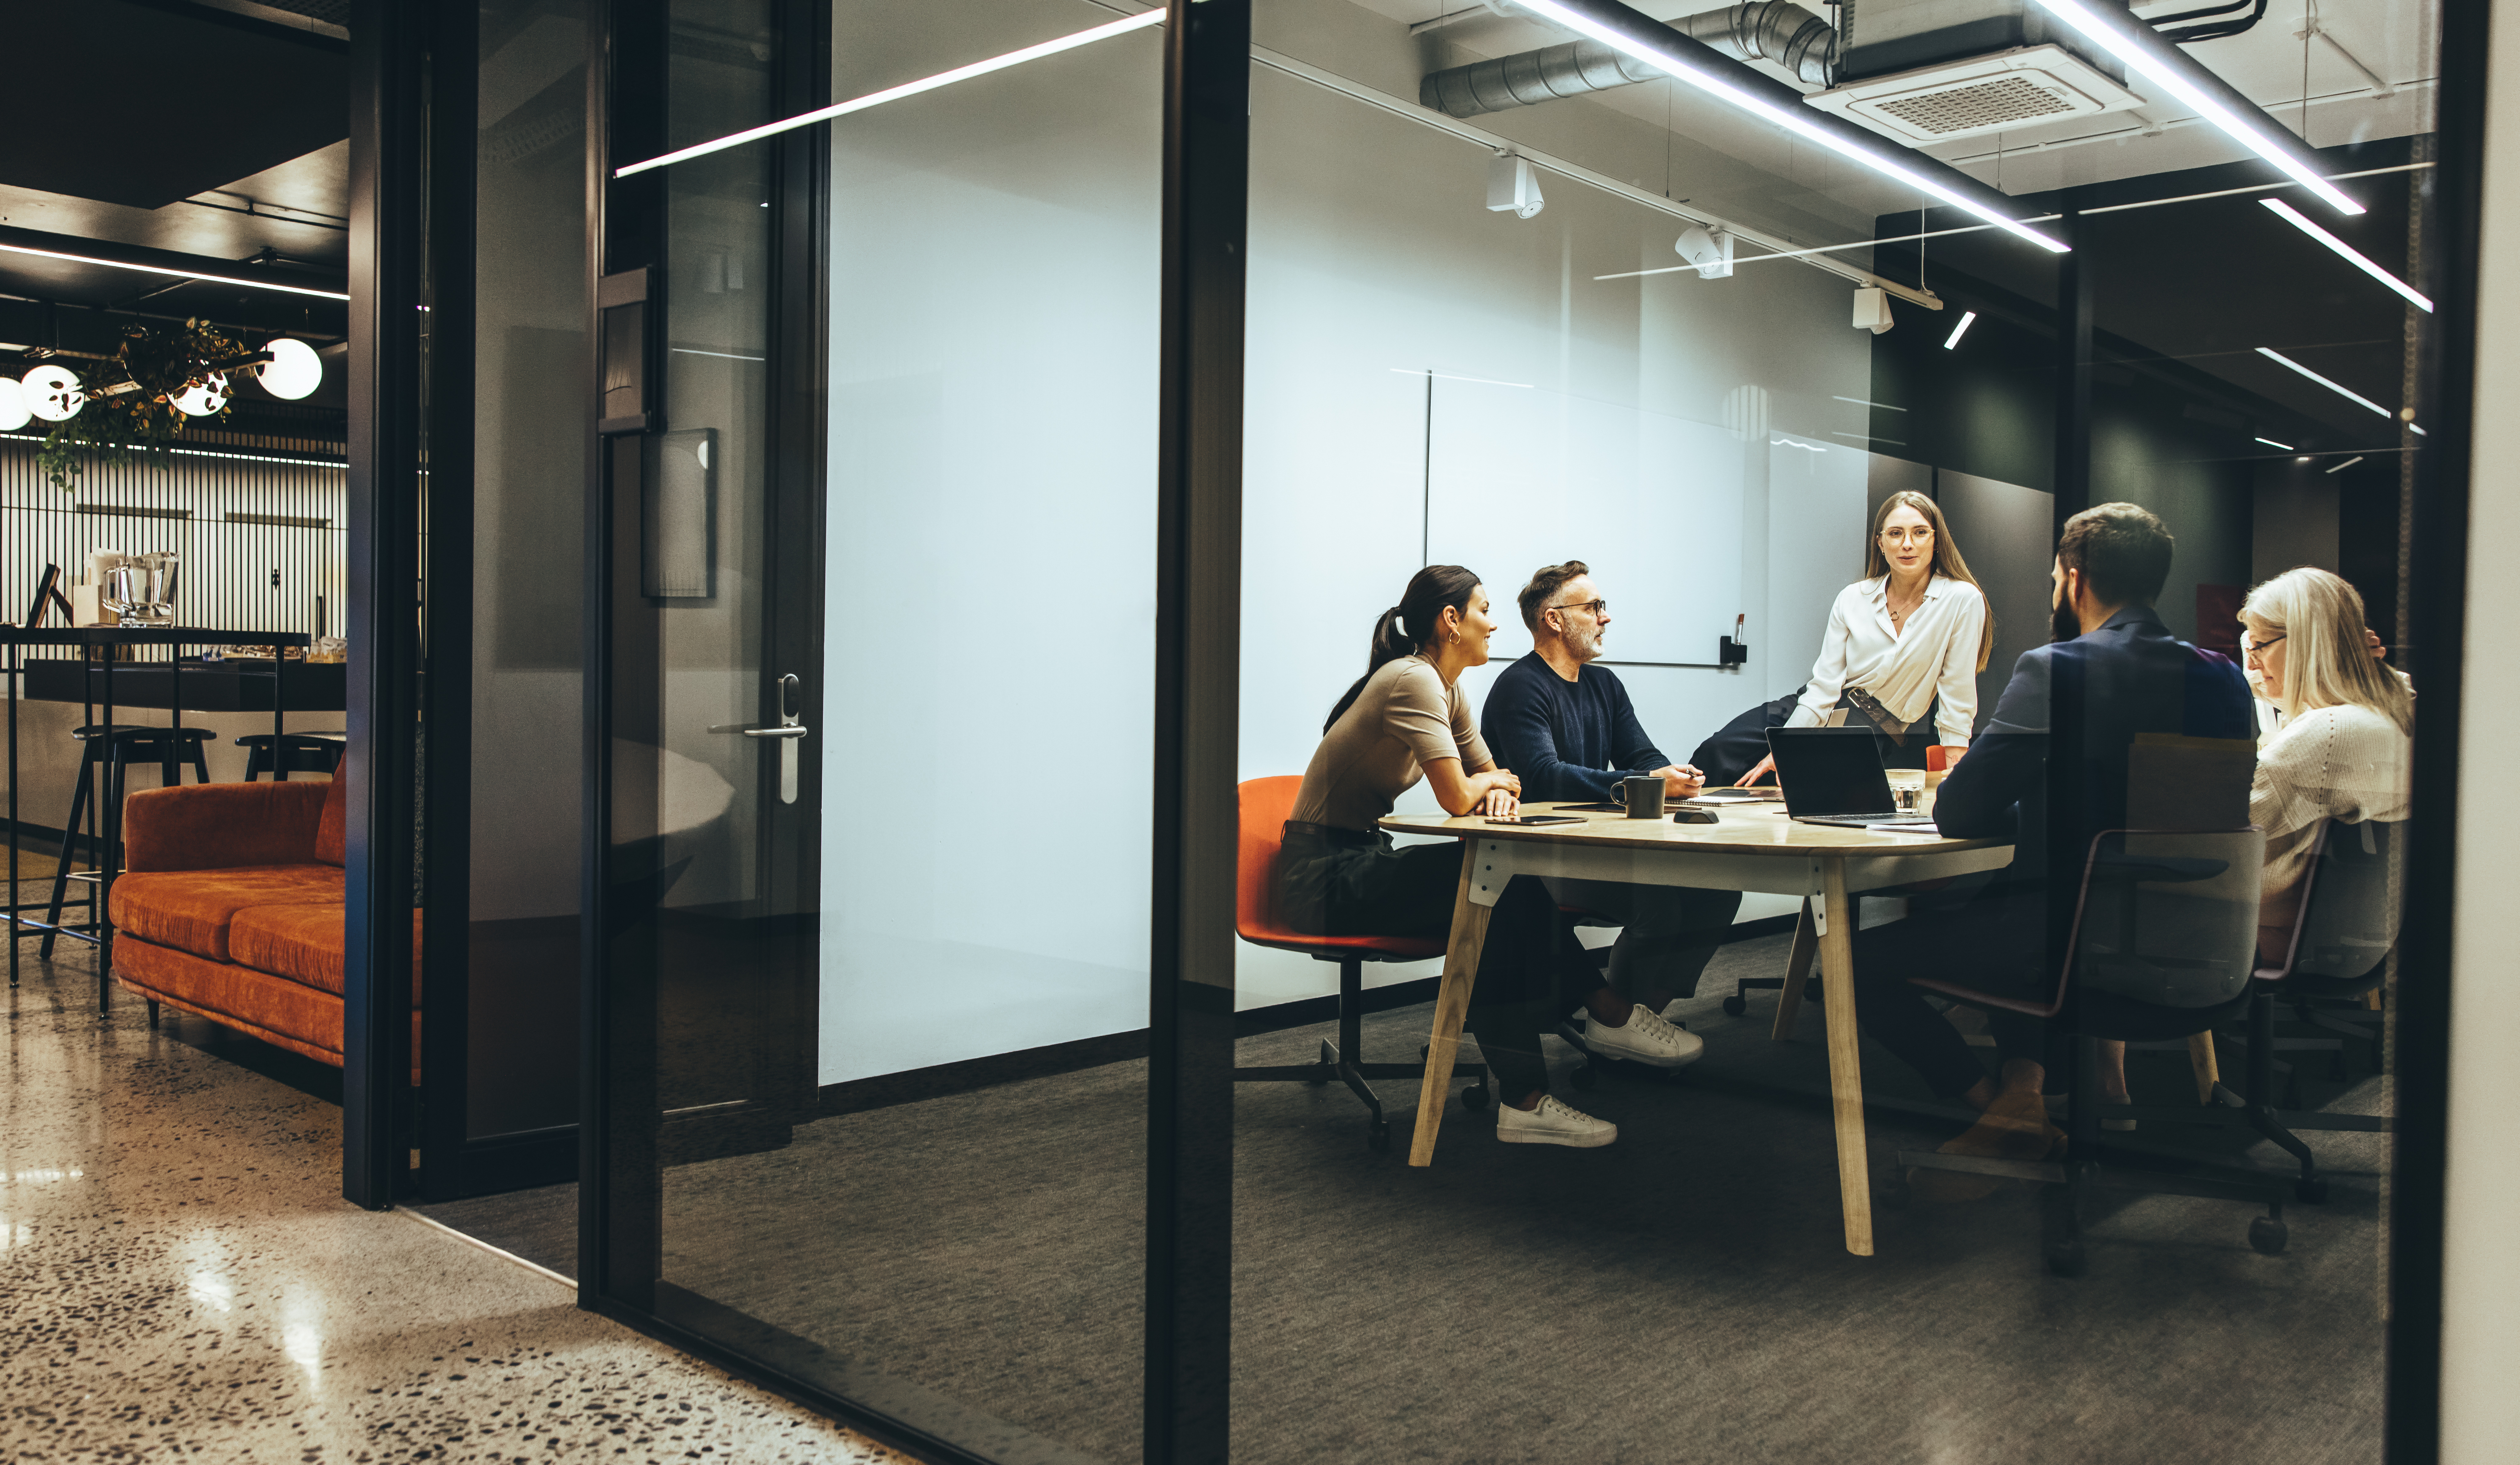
[2112,818,2400,1202]
[36,724,215,958]
[1893,826,2292,1275]
[236,731,346,781]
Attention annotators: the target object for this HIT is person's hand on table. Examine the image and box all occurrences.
[1735,754,1777,788]
[1476,769,1520,818]
[1656,763,1706,799]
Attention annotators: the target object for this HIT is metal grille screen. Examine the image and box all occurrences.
[1876,76,2075,135]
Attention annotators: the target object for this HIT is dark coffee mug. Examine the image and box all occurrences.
[1614,776,1665,818]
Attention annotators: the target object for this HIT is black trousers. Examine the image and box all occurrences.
[1848,886,2056,1099]
[1278,823,1597,1102]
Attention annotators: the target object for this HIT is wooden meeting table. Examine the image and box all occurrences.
[1381,798,2013,1256]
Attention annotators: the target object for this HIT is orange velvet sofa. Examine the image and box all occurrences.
[109,770,420,1068]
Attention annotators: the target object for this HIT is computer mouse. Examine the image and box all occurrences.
[1671,807,1721,825]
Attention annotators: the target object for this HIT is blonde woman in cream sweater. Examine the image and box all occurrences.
[2098,567,2410,1117]
[2239,566,2413,961]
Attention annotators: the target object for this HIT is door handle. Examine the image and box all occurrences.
[706,674,807,803]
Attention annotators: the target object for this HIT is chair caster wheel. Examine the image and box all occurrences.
[2296,1176,2329,1204]
[2045,1240,2089,1278]
[2250,1216,2289,1255]
[1367,1121,1390,1153]
[1457,1084,1489,1112]
[1721,995,1747,1017]
[1570,1064,1598,1091]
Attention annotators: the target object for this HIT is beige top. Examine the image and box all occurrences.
[2251,702,2411,927]
[1292,655,1492,832]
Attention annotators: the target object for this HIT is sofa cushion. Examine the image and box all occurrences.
[316,767,347,867]
[123,781,327,872]
[227,903,422,998]
[110,866,344,963]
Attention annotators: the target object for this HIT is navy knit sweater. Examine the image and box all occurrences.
[1481,652,1669,803]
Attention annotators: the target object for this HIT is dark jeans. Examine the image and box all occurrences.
[1544,878,1742,1002]
[1278,822,1596,1103]
[1849,886,2056,1099]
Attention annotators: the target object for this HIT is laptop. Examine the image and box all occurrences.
[1763,727,1937,828]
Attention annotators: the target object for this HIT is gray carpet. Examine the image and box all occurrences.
[417,931,2387,1465]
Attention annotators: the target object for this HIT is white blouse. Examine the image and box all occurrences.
[2251,702,2410,926]
[1786,574,1987,746]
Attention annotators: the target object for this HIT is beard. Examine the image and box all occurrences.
[1568,623,1605,660]
[2051,599,2081,644]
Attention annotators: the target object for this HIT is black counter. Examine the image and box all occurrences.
[15,658,346,713]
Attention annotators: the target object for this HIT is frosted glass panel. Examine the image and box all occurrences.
[1426,377,1744,666]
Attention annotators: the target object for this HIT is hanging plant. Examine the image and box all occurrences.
[31,319,249,497]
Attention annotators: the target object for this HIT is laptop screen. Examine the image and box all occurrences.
[1764,727,1897,818]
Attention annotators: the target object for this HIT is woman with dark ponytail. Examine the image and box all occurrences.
[1280,567,1696,1149]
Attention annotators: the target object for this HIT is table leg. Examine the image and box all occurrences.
[1768,898,1819,1041]
[1814,857,1873,1256]
[1407,841,1495,1167]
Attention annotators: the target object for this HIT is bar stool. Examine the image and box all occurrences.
[236,731,345,781]
[38,725,215,959]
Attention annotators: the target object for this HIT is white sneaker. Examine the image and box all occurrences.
[1497,1095,1618,1148]
[1584,1006,1705,1068]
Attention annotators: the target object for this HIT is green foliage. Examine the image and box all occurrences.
[34,320,249,496]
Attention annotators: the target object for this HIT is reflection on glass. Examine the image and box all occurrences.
[1233,0,2428,1459]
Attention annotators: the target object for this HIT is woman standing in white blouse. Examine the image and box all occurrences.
[1739,490,1992,783]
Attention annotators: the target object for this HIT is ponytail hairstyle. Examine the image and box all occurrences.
[1323,564,1483,732]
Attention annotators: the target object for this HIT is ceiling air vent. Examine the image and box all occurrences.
[1805,44,2146,144]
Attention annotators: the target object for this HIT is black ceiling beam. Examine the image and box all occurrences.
[114,0,349,54]
[0,224,347,301]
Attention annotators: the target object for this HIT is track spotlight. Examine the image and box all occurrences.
[1675,225,1733,278]
[1486,153,1545,219]
[1852,287,1893,335]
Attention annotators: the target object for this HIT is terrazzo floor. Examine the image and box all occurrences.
[0,940,919,1464]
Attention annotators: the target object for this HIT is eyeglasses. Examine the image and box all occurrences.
[1552,599,1607,619]
[2244,631,2287,659]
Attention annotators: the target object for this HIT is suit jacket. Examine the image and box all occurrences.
[1935,604,2256,881]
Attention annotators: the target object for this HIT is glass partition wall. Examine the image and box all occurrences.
[569,0,2457,1460]
[584,2,1159,1459]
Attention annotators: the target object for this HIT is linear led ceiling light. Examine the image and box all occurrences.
[1942,311,1977,349]
[2255,346,2392,419]
[614,8,1166,177]
[2253,436,2292,449]
[2024,0,2363,216]
[1512,0,2067,253]
[2258,198,2430,311]
[0,242,350,301]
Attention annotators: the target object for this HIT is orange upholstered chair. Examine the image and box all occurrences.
[1232,775,1488,1151]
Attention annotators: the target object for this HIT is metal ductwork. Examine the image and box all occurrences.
[1419,2,1838,118]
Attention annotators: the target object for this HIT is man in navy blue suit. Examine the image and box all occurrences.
[1849,503,2255,1186]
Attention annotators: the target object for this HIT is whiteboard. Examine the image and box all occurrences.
[1423,375,1746,666]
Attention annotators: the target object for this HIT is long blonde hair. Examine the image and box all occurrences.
[1863,489,1993,673]
[2241,567,2414,735]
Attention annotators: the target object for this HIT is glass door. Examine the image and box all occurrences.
[584,4,1159,1459]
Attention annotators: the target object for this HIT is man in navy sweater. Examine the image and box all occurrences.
[1850,503,2256,1195]
[1483,563,1743,1053]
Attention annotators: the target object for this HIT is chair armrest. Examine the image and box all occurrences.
[123,782,330,872]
